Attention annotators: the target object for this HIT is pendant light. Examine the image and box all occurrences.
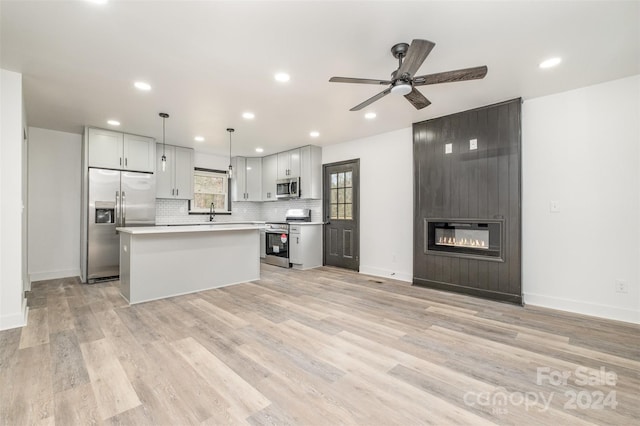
[159,112,169,172]
[227,128,234,178]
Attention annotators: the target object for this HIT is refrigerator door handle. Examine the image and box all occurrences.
[115,191,120,230]
[122,191,126,227]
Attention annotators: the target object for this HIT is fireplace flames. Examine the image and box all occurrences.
[437,236,488,249]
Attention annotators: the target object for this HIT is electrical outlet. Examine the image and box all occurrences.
[615,280,628,293]
[470,139,478,150]
[549,200,560,213]
[445,143,452,154]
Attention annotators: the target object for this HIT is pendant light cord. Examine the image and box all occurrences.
[227,128,234,177]
[159,112,169,157]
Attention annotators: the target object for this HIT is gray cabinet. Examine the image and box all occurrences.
[231,157,262,201]
[289,224,323,269]
[87,128,155,173]
[156,143,194,199]
[261,154,278,201]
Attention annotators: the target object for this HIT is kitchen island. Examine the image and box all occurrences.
[116,223,263,304]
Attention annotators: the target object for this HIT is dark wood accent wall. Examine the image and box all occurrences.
[413,99,522,304]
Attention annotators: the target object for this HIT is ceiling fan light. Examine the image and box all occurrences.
[391,83,412,96]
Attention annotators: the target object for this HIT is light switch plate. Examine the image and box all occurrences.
[445,143,452,154]
[470,139,478,150]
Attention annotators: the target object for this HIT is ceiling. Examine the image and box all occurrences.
[1,1,638,157]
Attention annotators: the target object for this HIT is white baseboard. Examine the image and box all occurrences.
[359,265,412,283]
[0,300,28,331]
[524,292,639,325]
[29,268,81,283]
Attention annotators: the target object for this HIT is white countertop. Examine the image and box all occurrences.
[154,220,265,226]
[289,222,325,226]
[117,223,264,235]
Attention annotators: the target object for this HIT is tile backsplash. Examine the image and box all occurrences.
[156,198,322,224]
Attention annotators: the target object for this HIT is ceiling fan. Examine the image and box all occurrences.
[329,39,488,111]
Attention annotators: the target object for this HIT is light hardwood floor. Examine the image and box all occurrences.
[1,264,638,425]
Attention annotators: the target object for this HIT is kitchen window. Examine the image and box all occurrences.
[189,168,231,214]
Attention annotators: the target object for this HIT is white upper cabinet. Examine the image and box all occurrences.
[277,148,301,179]
[245,157,262,201]
[232,157,262,201]
[174,146,194,199]
[87,128,155,173]
[123,134,155,172]
[156,143,194,199]
[87,128,123,170]
[261,154,278,201]
[299,145,322,199]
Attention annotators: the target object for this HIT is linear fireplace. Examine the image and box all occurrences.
[425,219,504,261]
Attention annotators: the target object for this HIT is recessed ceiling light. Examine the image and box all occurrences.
[310,131,320,138]
[274,72,290,82]
[364,112,377,120]
[194,136,205,142]
[86,0,108,4]
[255,147,264,153]
[242,112,255,120]
[134,81,151,91]
[107,120,120,126]
[539,57,562,69]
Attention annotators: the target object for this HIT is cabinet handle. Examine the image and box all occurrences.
[176,188,179,196]
[119,157,122,166]
[296,237,299,244]
[125,157,128,167]
[172,188,175,196]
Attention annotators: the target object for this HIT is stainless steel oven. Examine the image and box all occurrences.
[265,222,290,268]
[264,208,311,268]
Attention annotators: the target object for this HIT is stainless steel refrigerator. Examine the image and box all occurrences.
[87,168,155,283]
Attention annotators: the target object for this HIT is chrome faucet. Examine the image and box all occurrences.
[209,202,215,222]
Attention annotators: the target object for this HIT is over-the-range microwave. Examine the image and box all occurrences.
[276,177,300,199]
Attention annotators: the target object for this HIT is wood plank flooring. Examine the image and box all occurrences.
[1,265,639,425]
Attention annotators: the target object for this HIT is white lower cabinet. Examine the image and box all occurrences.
[289,224,323,269]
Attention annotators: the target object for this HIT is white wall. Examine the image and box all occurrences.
[194,151,230,171]
[0,69,27,330]
[323,127,414,282]
[27,127,82,281]
[322,76,639,324]
[522,75,640,324]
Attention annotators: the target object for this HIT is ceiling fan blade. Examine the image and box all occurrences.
[396,39,435,79]
[413,66,488,86]
[349,87,392,111]
[330,76,391,85]
[404,88,431,110]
